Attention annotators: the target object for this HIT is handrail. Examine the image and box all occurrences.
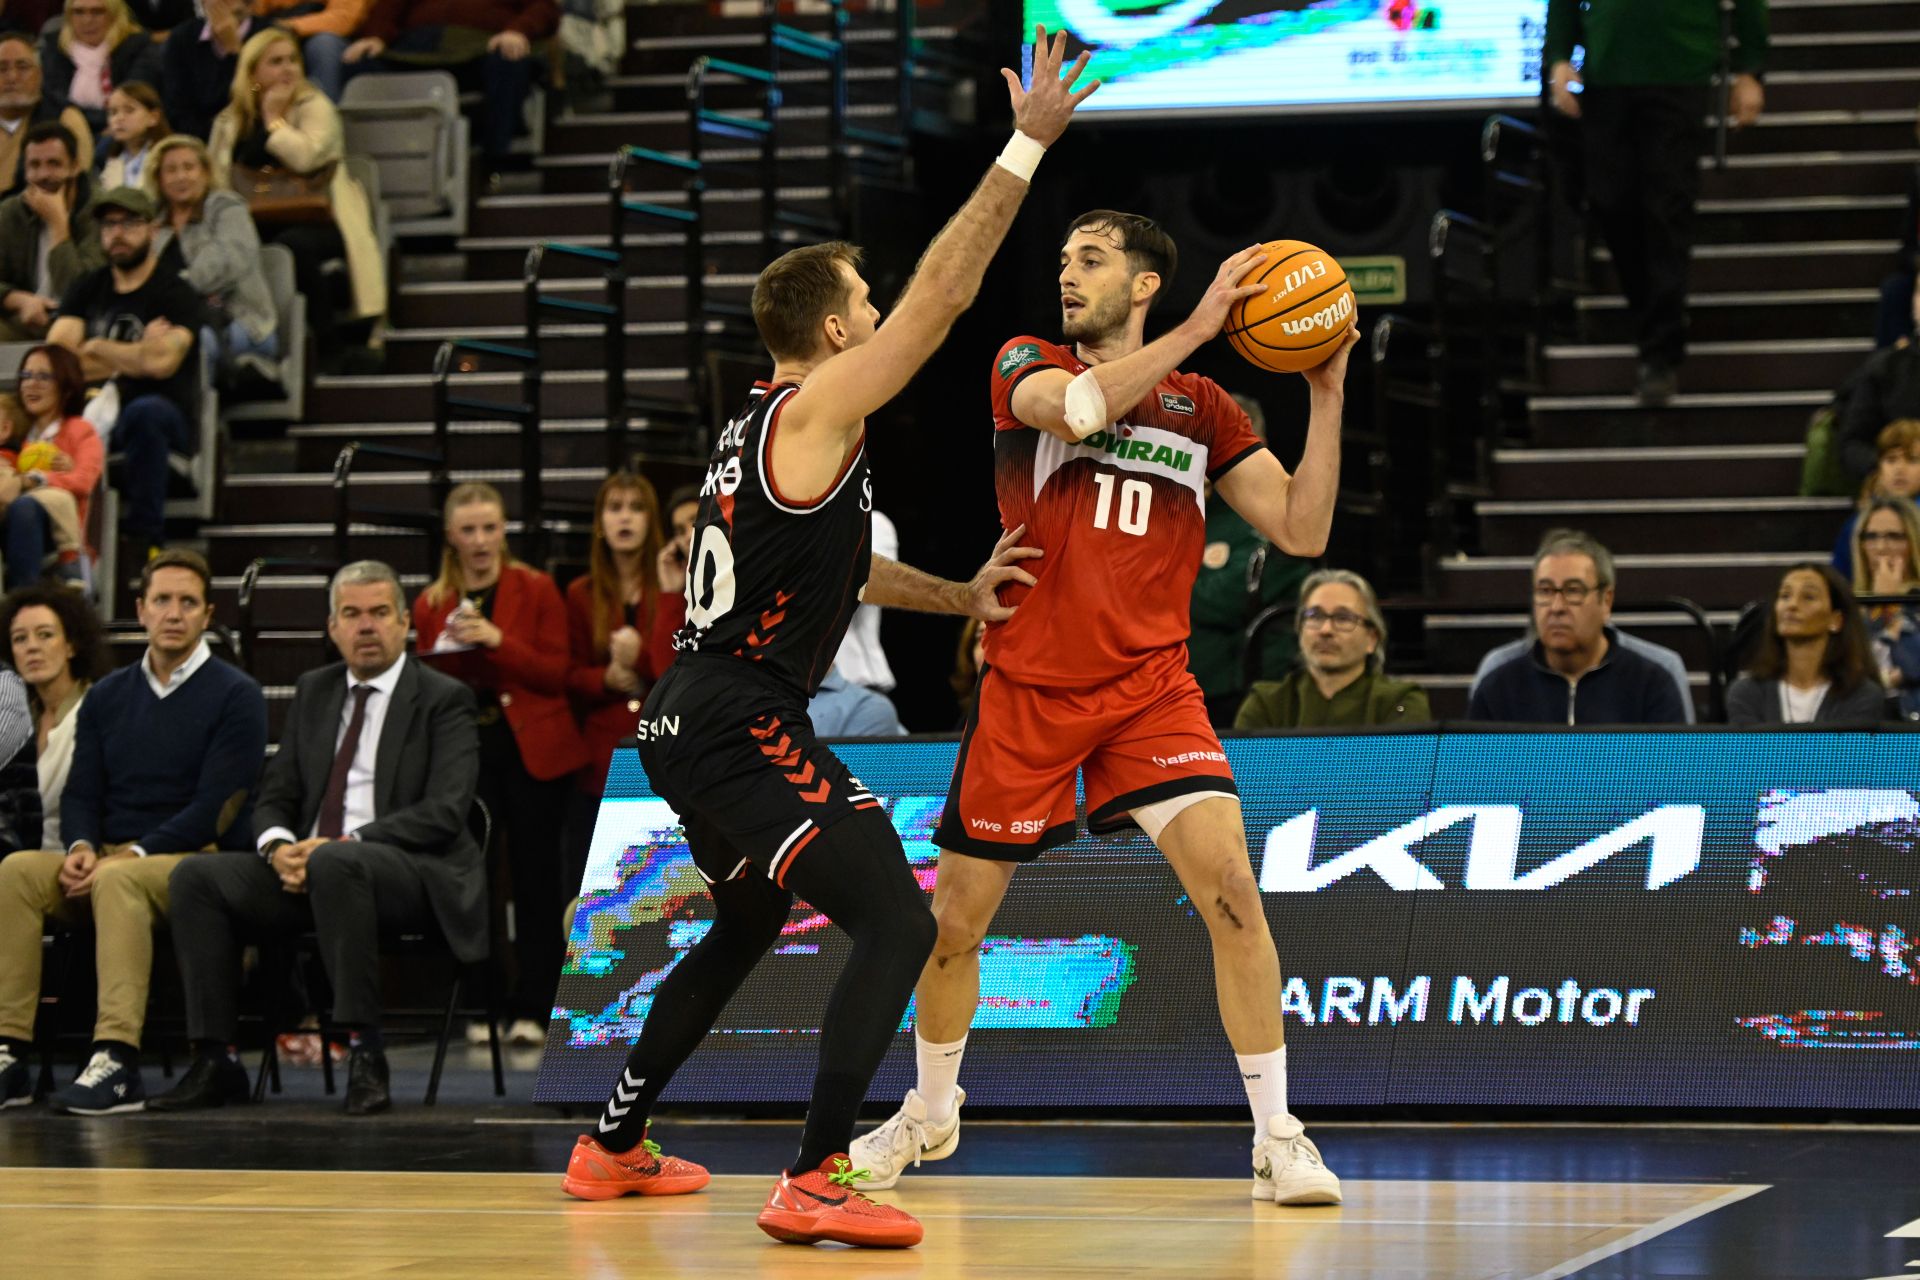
[238,556,342,678]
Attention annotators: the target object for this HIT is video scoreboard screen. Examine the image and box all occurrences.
[536,728,1920,1111]
[1023,0,1549,119]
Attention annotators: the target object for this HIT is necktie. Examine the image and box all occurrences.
[318,684,375,840]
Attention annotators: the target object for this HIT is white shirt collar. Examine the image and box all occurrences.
[349,654,407,699]
[144,637,213,699]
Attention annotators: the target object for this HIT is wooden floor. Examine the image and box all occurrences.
[2,1168,1763,1279]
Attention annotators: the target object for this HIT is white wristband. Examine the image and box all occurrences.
[994,131,1046,183]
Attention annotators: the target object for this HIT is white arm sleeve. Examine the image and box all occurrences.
[1062,367,1109,440]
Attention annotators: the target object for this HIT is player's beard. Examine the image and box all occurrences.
[1062,287,1130,345]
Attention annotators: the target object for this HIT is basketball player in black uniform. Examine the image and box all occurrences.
[558,29,1099,1248]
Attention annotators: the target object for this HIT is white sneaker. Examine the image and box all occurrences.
[1251,1114,1342,1205]
[464,1020,493,1046]
[505,1019,545,1047]
[848,1087,965,1190]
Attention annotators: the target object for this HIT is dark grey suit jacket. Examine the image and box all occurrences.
[258,657,486,961]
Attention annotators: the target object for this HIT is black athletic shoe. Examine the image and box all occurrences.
[0,1044,32,1110]
[148,1054,251,1112]
[345,1048,391,1116]
[48,1049,145,1116]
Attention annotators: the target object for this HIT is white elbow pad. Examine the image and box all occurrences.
[1062,368,1108,440]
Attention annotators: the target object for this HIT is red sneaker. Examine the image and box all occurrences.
[756,1154,923,1248]
[561,1130,711,1200]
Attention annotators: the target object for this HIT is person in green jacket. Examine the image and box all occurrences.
[1235,569,1429,730]
[0,121,102,341]
[1546,0,1768,405]
[1189,392,1311,724]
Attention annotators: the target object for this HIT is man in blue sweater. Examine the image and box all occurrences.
[0,549,267,1115]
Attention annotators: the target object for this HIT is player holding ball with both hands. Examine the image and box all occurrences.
[853,215,1360,1207]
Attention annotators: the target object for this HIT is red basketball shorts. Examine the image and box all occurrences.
[932,645,1238,861]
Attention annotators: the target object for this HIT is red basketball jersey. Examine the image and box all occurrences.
[985,335,1266,687]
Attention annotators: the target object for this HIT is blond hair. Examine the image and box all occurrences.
[144,133,214,216]
[1852,497,1920,596]
[223,28,316,140]
[421,482,517,610]
[58,0,136,53]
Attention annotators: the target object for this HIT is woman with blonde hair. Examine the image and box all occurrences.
[96,79,166,188]
[146,132,279,377]
[1851,495,1920,717]
[207,27,385,366]
[1833,418,1920,580]
[412,482,585,1045]
[37,0,162,133]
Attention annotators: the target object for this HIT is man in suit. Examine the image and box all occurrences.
[154,560,483,1116]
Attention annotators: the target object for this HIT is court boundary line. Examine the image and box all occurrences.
[1518,1183,1771,1280]
[470,1116,1920,1133]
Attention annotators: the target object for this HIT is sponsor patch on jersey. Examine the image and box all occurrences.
[998,343,1047,379]
[1159,392,1196,417]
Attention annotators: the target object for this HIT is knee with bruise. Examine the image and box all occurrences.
[929,902,987,965]
[1207,865,1266,934]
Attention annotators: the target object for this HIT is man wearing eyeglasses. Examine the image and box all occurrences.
[1468,528,1690,725]
[1234,569,1428,729]
[0,33,93,200]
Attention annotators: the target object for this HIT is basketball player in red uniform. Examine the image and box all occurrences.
[854,212,1360,1205]
[556,31,1098,1247]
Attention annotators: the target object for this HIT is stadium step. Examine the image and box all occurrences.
[468,188,830,240]
[1756,67,1920,113]
[1525,391,1830,448]
[392,274,756,329]
[548,103,897,156]
[1692,194,1906,246]
[1767,28,1920,73]
[219,470,605,525]
[1697,150,1919,201]
[1770,0,1920,37]
[1489,444,1806,501]
[1433,553,1816,612]
[1539,338,1874,396]
[1574,288,1878,344]
[286,419,715,476]
[534,144,835,196]
[1590,239,1900,293]
[451,230,770,280]
[1729,110,1920,155]
[1473,496,1850,556]
[380,323,711,374]
[306,369,693,422]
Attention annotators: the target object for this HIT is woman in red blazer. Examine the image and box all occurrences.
[414,481,587,1044]
[563,473,686,881]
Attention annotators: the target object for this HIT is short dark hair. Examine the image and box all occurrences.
[140,548,212,602]
[665,484,700,515]
[0,584,112,692]
[751,240,865,361]
[23,121,77,163]
[1062,210,1178,310]
[17,345,87,419]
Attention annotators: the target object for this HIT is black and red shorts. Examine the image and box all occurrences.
[635,653,881,887]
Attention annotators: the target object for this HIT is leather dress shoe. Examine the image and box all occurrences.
[345,1047,391,1116]
[147,1054,250,1112]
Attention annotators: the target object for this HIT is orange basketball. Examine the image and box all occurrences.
[1225,240,1356,374]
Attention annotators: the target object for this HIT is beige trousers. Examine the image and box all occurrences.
[0,851,192,1048]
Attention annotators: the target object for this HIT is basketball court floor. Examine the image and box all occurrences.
[4,1053,1917,1279]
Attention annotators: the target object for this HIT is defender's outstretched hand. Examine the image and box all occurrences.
[1003,25,1100,148]
[963,524,1044,622]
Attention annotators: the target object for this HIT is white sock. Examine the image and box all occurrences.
[915,1033,968,1124]
[1236,1045,1288,1145]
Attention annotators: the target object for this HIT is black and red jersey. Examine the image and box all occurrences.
[672,381,873,697]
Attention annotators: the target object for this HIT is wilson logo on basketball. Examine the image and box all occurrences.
[1279,291,1356,337]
